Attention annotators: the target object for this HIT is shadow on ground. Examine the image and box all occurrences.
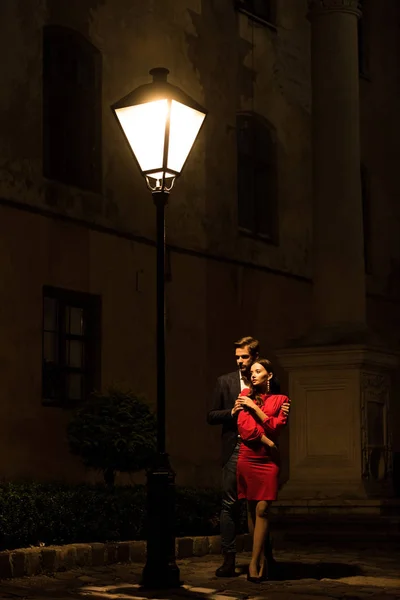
[236,560,364,581]
[75,563,364,600]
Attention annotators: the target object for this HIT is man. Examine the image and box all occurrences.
[207,336,288,577]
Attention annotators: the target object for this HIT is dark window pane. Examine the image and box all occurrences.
[42,286,101,406]
[43,331,58,362]
[256,164,277,238]
[237,114,278,240]
[67,340,84,368]
[43,361,63,400]
[252,0,271,21]
[43,297,57,332]
[43,26,102,191]
[238,156,255,231]
[66,306,84,335]
[254,167,270,237]
[361,165,372,273]
[68,373,83,400]
[237,0,272,22]
[367,402,384,447]
[237,118,254,157]
[357,14,369,76]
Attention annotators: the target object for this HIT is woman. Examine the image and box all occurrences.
[237,358,290,583]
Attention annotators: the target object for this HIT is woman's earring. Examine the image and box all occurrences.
[267,379,270,393]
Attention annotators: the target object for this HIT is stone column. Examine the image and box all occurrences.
[310,0,365,338]
[276,1,398,504]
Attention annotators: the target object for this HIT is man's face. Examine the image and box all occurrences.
[235,345,255,375]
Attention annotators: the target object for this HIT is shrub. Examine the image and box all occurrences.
[0,482,237,551]
[67,387,157,486]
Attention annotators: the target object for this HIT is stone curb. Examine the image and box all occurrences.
[0,534,252,580]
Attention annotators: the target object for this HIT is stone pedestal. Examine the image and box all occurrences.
[277,345,397,499]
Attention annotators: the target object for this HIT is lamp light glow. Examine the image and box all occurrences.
[112,68,207,192]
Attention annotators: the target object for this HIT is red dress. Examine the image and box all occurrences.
[237,391,289,501]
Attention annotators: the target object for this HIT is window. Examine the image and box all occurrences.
[357,6,369,77]
[361,165,372,274]
[235,0,275,25]
[43,26,102,191]
[237,113,278,243]
[42,287,101,406]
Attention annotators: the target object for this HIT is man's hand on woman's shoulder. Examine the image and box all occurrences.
[280,398,291,416]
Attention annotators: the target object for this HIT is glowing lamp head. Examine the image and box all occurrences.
[112,68,207,192]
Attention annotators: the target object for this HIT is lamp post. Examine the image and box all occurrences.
[111,68,207,589]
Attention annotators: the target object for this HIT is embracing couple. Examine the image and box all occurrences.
[207,336,291,583]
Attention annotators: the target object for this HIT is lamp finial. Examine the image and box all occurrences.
[149,67,170,82]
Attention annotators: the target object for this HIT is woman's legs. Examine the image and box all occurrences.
[247,500,256,538]
[249,500,271,577]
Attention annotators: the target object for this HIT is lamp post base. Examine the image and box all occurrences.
[141,453,181,589]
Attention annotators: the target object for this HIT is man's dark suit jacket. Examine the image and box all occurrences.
[207,371,241,466]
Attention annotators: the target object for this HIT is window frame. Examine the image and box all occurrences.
[42,25,103,192]
[360,165,372,274]
[236,112,279,245]
[357,5,370,79]
[234,0,277,28]
[42,286,101,408]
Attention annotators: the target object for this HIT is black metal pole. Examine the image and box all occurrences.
[155,190,166,455]
[141,190,180,589]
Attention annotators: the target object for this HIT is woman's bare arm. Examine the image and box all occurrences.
[260,434,276,448]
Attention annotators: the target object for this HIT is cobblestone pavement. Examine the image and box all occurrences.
[0,546,399,600]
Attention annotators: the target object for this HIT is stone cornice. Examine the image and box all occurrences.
[308,0,362,18]
[276,344,398,371]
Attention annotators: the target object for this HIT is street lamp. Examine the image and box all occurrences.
[111,68,207,589]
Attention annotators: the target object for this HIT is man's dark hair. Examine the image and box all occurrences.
[233,336,260,358]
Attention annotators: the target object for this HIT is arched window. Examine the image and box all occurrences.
[43,26,102,191]
[235,0,275,25]
[361,164,372,273]
[357,0,369,78]
[236,113,278,242]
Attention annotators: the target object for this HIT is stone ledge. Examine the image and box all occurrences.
[272,498,400,515]
[0,534,251,580]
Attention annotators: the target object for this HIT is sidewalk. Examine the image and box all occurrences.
[0,545,399,600]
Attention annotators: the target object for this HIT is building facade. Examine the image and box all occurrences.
[0,0,399,495]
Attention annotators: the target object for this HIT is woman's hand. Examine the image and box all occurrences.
[240,396,258,411]
[281,402,291,416]
[261,434,277,450]
[231,397,244,416]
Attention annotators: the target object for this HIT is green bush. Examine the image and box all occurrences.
[67,388,157,486]
[0,482,240,551]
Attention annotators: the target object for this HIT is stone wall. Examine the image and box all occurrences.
[0,0,398,486]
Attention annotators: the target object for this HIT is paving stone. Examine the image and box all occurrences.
[130,541,147,563]
[90,543,106,566]
[23,548,42,576]
[54,571,80,580]
[177,537,194,559]
[216,591,249,599]
[74,544,93,567]
[0,546,400,600]
[11,551,26,578]
[40,548,57,572]
[192,537,209,557]
[208,536,222,556]
[78,575,99,583]
[60,546,77,571]
[106,543,119,565]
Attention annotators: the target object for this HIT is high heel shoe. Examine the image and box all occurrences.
[246,565,262,584]
[259,559,269,581]
[246,573,262,583]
